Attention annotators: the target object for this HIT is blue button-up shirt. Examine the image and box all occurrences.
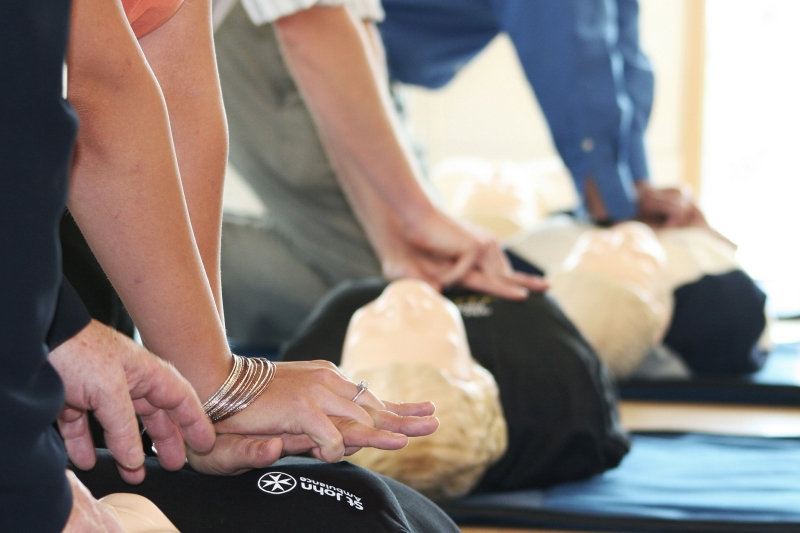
[379,0,654,220]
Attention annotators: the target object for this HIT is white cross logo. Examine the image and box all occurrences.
[258,472,297,494]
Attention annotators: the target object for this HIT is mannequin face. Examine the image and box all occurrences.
[340,279,473,381]
[99,494,179,533]
[548,222,673,379]
[563,222,668,299]
[340,279,507,500]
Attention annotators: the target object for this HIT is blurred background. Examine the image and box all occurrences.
[225,0,800,317]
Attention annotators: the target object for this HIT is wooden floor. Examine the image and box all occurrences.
[456,399,800,532]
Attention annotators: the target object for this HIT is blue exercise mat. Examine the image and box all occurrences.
[620,342,800,406]
[444,433,800,532]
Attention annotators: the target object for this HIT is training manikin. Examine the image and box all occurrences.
[99,494,180,533]
[508,217,767,378]
[339,279,508,500]
[542,222,673,378]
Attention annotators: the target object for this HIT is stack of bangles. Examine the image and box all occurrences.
[202,355,276,423]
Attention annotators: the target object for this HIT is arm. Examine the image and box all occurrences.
[275,5,545,298]
[497,0,643,221]
[66,0,438,468]
[137,4,229,320]
[66,0,232,399]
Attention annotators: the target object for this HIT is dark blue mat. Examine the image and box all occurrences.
[620,342,800,406]
[444,433,800,532]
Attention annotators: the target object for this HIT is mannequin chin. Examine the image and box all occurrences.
[549,222,673,378]
[340,279,507,500]
[99,494,180,533]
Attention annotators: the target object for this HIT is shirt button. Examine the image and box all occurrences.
[581,138,595,152]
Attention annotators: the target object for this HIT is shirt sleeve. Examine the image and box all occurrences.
[46,276,93,351]
[493,0,654,220]
[215,0,383,28]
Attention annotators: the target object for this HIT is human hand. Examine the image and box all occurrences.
[384,208,547,299]
[635,182,707,229]
[61,470,124,533]
[49,320,215,484]
[188,400,438,475]
[204,360,439,469]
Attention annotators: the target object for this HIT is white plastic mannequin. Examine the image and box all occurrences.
[546,222,673,378]
[508,218,750,378]
[99,494,180,533]
[340,279,507,500]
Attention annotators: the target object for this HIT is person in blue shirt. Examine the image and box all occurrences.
[379,0,707,226]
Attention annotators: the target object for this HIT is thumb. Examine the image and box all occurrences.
[188,435,283,475]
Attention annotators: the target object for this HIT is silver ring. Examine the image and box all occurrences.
[352,380,369,402]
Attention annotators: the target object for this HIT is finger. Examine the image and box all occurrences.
[504,271,549,292]
[135,404,186,471]
[439,245,482,286]
[365,408,440,437]
[344,446,363,456]
[382,400,436,417]
[331,416,409,451]
[126,354,215,454]
[188,435,283,475]
[57,408,97,471]
[295,408,346,463]
[89,375,146,479]
[320,390,379,428]
[459,269,530,300]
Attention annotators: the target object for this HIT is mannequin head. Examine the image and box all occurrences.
[547,222,673,378]
[340,279,507,500]
[99,493,179,533]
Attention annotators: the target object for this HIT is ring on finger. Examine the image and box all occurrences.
[352,380,369,402]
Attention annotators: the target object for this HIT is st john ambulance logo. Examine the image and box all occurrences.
[258,472,297,494]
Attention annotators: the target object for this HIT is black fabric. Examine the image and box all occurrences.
[60,210,135,337]
[282,279,630,493]
[0,1,78,530]
[664,270,767,375]
[47,277,93,350]
[75,450,460,533]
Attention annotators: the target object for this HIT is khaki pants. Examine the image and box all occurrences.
[215,3,381,347]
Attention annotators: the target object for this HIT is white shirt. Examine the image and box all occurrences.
[213,0,384,31]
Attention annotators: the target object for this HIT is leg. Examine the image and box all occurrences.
[215,3,381,344]
[221,214,334,348]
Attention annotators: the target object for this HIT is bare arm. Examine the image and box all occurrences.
[66,0,232,399]
[138,3,229,320]
[275,6,546,298]
[65,0,438,469]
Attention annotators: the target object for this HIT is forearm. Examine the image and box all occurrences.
[138,0,228,320]
[66,0,230,400]
[274,6,436,227]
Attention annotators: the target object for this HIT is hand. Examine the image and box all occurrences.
[383,208,547,299]
[205,360,439,468]
[61,470,124,533]
[189,401,438,475]
[635,182,707,228]
[49,320,215,484]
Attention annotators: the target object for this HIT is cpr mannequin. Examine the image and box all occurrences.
[99,493,180,533]
[508,217,767,378]
[544,222,673,379]
[339,279,508,500]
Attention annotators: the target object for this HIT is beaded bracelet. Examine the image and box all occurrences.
[203,355,276,423]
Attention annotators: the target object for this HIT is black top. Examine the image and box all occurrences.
[0,1,82,530]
